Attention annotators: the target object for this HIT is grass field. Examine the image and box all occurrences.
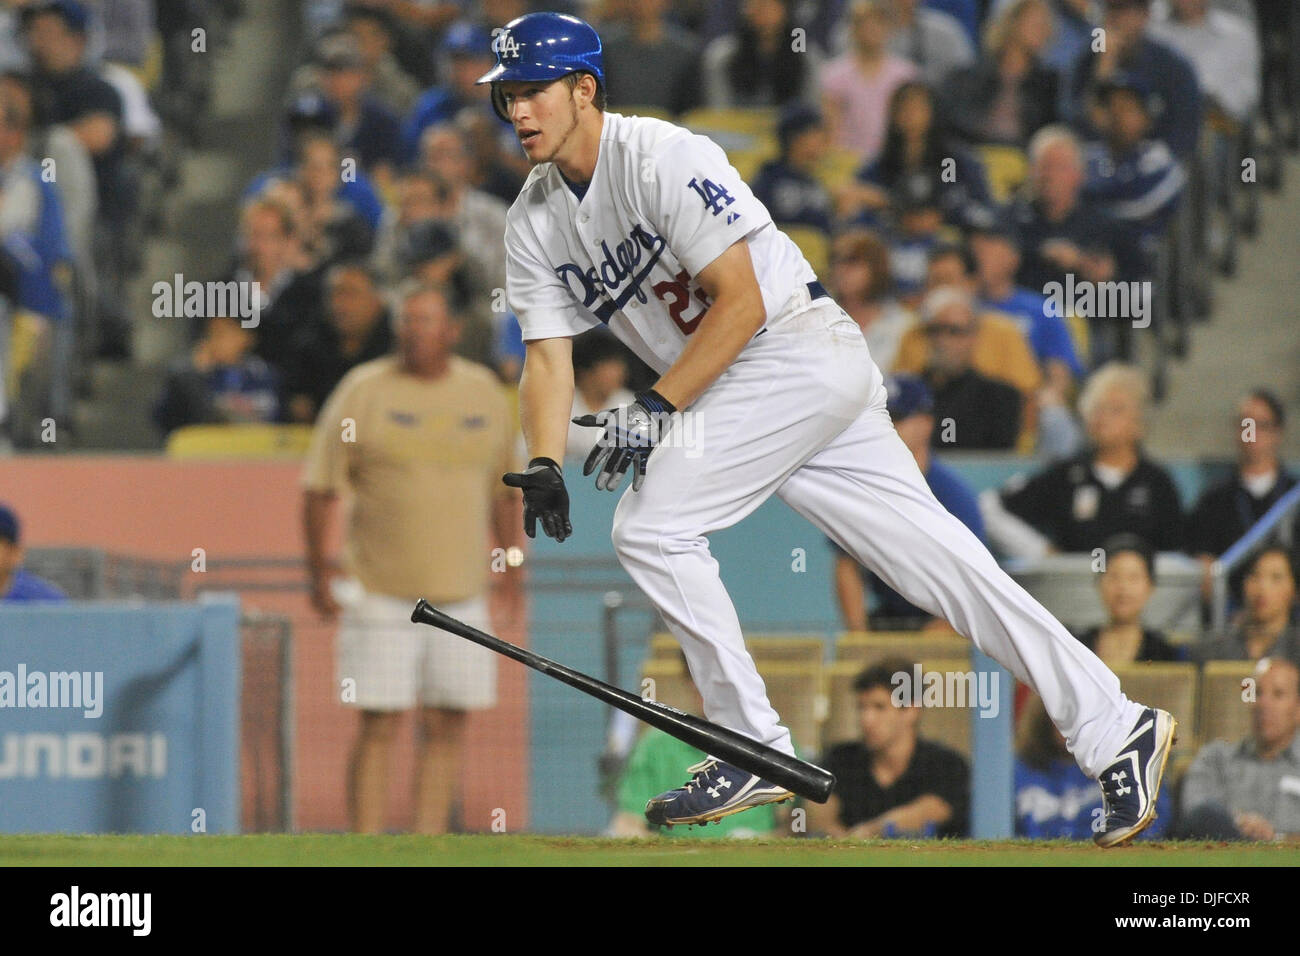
[1,834,1296,866]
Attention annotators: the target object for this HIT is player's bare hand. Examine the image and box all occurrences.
[573,389,676,492]
[503,458,572,542]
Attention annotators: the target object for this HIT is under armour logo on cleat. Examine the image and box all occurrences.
[706,777,732,798]
[1110,770,1131,797]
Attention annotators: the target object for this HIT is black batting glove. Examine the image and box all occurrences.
[572,389,676,493]
[502,457,572,542]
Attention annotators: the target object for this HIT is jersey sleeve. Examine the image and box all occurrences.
[505,209,599,341]
[301,371,361,493]
[646,131,772,278]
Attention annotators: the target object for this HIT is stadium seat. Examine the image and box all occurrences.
[823,657,974,756]
[681,107,777,157]
[1197,660,1258,746]
[783,225,830,277]
[638,657,697,714]
[833,630,968,666]
[165,424,315,459]
[1111,662,1199,744]
[725,146,773,182]
[976,144,1029,204]
[649,632,826,667]
[756,661,824,758]
[814,147,861,191]
[746,634,826,666]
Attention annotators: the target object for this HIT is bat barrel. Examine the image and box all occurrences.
[411,599,836,803]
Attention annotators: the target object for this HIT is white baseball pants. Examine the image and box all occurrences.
[611,292,1143,779]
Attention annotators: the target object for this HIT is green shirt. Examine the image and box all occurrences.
[617,730,783,838]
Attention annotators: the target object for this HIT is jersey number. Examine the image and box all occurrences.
[687,177,736,217]
[653,269,710,336]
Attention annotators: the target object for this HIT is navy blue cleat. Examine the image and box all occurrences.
[644,758,794,827]
[1094,707,1178,847]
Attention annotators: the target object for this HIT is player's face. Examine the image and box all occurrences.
[499,79,581,165]
[1253,661,1300,752]
[1097,551,1153,625]
[1242,552,1297,626]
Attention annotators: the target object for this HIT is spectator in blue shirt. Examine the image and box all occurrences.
[968,207,1084,388]
[751,104,835,237]
[400,21,498,166]
[0,504,67,602]
[832,375,986,630]
[311,31,402,187]
[1062,0,1202,159]
[1015,692,1169,838]
[1082,74,1187,248]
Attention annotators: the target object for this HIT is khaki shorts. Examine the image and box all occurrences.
[334,580,497,711]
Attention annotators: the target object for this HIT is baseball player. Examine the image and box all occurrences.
[484,11,1175,844]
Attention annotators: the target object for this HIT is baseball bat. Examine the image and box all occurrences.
[410,599,835,803]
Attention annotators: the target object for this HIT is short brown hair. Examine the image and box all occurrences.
[562,71,606,111]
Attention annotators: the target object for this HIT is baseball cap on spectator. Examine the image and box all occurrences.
[20,0,90,34]
[316,32,366,72]
[443,22,493,59]
[884,375,935,422]
[777,104,823,154]
[964,204,1021,247]
[1094,71,1157,113]
[286,90,337,132]
[0,504,19,545]
[398,219,459,270]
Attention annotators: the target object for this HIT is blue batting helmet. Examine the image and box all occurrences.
[475,12,604,121]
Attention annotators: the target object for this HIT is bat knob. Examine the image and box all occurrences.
[411,598,432,624]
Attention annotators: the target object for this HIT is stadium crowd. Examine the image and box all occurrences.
[2,0,1298,841]
[0,0,240,446]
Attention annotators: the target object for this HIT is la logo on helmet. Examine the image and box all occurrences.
[494,29,521,60]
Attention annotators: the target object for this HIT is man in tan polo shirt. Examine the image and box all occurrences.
[302,278,522,834]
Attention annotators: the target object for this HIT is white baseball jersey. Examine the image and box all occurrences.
[504,111,817,374]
